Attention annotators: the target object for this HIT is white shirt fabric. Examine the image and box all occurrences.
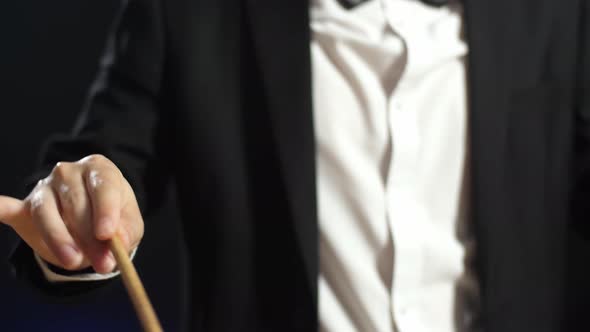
[38,0,480,331]
[311,0,479,331]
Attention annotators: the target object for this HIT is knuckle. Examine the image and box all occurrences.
[34,176,53,191]
[80,154,109,166]
[51,162,73,180]
[28,189,46,214]
[89,172,123,195]
[35,179,46,189]
[86,169,106,190]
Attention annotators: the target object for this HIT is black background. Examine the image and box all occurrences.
[0,2,186,331]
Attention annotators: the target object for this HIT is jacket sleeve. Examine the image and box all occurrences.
[9,0,170,297]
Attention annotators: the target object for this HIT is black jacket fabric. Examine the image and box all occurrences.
[10,0,590,331]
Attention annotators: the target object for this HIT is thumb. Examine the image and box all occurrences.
[0,195,27,226]
[1,194,62,267]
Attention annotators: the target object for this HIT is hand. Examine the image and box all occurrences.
[0,155,144,274]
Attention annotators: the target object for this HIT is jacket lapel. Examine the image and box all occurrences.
[245,0,318,304]
[464,0,510,321]
[244,0,511,315]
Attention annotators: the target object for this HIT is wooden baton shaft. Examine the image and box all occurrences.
[110,235,163,332]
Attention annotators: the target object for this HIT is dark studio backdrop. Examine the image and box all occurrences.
[0,1,186,331]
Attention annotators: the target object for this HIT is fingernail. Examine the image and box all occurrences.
[59,244,81,267]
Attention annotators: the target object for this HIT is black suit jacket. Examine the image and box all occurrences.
[10,0,590,331]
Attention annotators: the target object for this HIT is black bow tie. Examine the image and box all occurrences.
[337,0,449,10]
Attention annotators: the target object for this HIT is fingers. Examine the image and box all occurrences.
[28,185,83,269]
[52,165,116,274]
[0,195,26,226]
[3,192,65,267]
[84,168,121,241]
[118,190,144,251]
[12,155,142,274]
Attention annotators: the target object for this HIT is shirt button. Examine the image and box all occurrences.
[399,306,408,316]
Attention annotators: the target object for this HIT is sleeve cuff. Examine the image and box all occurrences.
[34,246,138,283]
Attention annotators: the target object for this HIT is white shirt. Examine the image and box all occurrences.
[39,0,480,331]
[312,0,479,331]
